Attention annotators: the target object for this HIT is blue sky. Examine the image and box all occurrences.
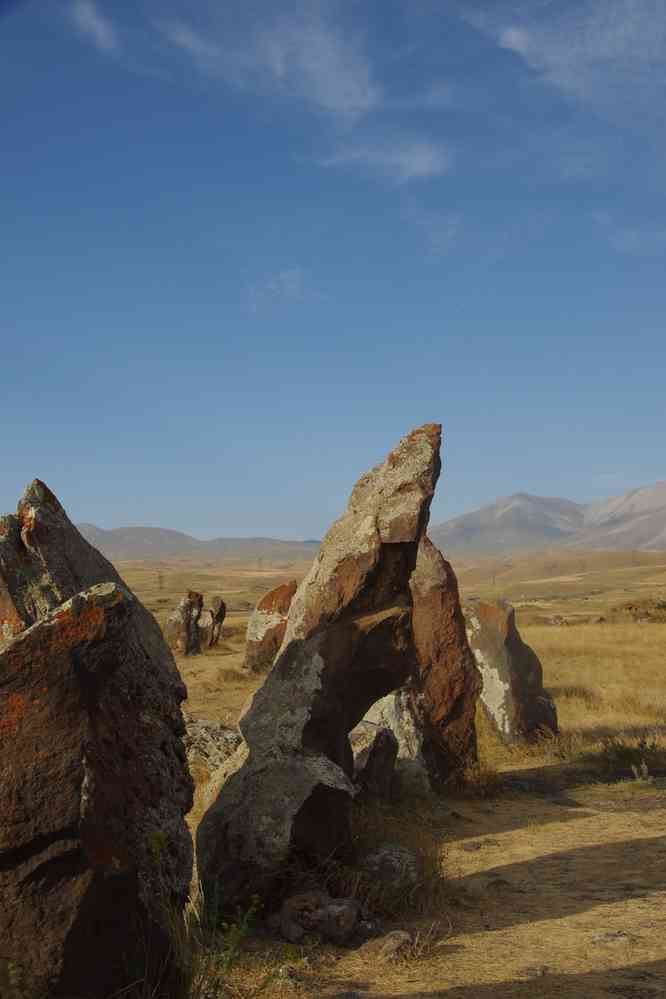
[2,0,665,538]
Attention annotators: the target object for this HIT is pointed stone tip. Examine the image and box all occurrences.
[18,480,63,513]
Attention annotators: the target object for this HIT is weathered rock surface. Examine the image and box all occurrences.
[354,727,398,799]
[197,424,442,906]
[209,595,227,647]
[360,844,420,892]
[278,890,360,945]
[243,580,298,672]
[165,590,204,655]
[464,598,558,743]
[358,536,481,792]
[0,481,193,999]
[184,714,243,773]
[406,536,482,784]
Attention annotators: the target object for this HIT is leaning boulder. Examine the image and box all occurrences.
[0,481,193,999]
[165,590,205,655]
[464,598,558,743]
[197,424,442,907]
[243,580,298,672]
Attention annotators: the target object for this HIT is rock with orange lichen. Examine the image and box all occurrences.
[243,580,298,672]
[0,481,193,999]
[197,424,442,907]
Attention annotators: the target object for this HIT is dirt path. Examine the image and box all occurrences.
[276,774,666,998]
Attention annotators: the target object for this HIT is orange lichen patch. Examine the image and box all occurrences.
[256,579,298,614]
[0,591,24,639]
[0,693,28,736]
[50,605,105,650]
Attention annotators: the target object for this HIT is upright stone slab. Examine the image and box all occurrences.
[197,424,442,906]
[243,580,298,672]
[209,595,227,647]
[358,536,481,792]
[0,481,193,999]
[408,536,481,785]
[165,590,204,655]
[464,598,558,743]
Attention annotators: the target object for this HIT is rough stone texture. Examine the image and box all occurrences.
[243,580,298,672]
[358,536,481,792]
[0,481,193,999]
[361,691,432,798]
[209,596,227,647]
[279,890,360,945]
[165,591,204,656]
[407,536,482,784]
[464,598,558,743]
[360,844,420,892]
[197,424,442,907]
[184,714,243,774]
[354,727,398,799]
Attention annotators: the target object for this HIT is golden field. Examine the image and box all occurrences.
[118,548,666,999]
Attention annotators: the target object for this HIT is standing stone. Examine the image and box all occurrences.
[197,424,442,907]
[358,536,481,792]
[0,481,193,999]
[464,598,558,743]
[243,580,298,672]
[408,536,481,785]
[209,595,227,647]
[165,590,204,655]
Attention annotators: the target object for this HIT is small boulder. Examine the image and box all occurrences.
[279,890,360,945]
[360,844,420,893]
[354,727,398,799]
[464,598,558,743]
[243,580,298,672]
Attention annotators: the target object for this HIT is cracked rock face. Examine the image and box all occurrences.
[197,424,442,907]
[165,590,205,656]
[0,481,193,999]
[359,536,481,792]
[464,598,558,743]
[243,580,298,673]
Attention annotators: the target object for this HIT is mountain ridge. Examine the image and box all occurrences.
[76,482,666,560]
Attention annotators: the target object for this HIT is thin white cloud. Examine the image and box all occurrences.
[592,211,666,256]
[322,136,453,184]
[69,0,118,53]
[155,11,380,117]
[493,0,666,124]
[246,267,307,312]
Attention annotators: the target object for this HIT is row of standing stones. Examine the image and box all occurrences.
[0,424,557,998]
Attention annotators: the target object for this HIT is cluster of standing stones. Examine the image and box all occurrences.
[0,424,557,997]
[164,591,226,656]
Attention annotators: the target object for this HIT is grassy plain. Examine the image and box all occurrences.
[119,548,666,999]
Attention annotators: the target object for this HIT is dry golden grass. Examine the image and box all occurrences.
[115,550,666,998]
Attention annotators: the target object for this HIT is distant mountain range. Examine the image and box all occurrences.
[430,482,666,554]
[77,482,666,561]
[77,524,320,562]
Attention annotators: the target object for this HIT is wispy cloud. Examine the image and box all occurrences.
[321,136,453,184]
[69,0,118,53]
[246,267,307,312]
[592,211,666,256]
[491,0,666,125]
[156,11,381,117]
